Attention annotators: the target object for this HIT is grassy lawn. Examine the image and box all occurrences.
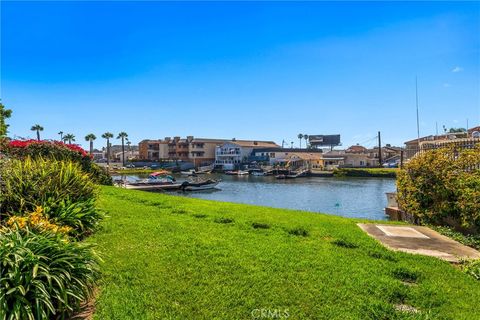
[89,187,480,319]
[334,168,399,178]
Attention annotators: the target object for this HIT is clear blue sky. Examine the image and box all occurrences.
[2,1,479,149]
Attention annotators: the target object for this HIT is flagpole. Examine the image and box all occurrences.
[416,76,420,147]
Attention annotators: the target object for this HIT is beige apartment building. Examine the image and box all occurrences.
[140,136,270,167]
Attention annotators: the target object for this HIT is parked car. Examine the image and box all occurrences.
[126,164,136,168]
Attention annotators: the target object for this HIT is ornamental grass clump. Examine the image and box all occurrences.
[0,157,103,238]
[0,226,100,320]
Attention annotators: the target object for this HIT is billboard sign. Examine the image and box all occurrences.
[308,135,341,146]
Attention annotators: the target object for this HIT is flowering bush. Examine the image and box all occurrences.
[6,206,72,235]
[3,139,112,185]
[397,145,480,232]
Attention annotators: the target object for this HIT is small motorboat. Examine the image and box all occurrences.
[238,170,249,176]
[225,170,238,175]
[117,173,182,191]
[181,169,197,176]
[180,179,221,191]
[249,169,265,176]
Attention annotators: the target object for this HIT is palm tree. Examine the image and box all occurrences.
[117,132,129,166]
[304,134,309,149]
[85,134,97,155]
[297,133,303,148]
[31,124,44,141]
[58,131,64,141]
[102,132,114,166]
[64,133,75,144]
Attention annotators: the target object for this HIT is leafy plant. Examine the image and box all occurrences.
[0,227,100,319]
[0,157,102,237]
[397,145,480,231]
[460,259,480,281]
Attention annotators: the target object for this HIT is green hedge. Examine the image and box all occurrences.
[397,146,480,233]
[333,168,398,178]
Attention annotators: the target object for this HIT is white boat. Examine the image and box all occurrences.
[250,169,265,176]
[116,172,182,191]
[181,169,197,176]
[238,170,249,176]
[180,179,220,191]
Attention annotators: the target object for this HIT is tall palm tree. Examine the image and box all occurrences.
[64,133,75,144]
[31,124,44,141]
[304,134,309,149]
[85,134,97,155]
[297,133,303,148]
[117,132,129,166]
[102,132,114,166]
[58,131,64,141]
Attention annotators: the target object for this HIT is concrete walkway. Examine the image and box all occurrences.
[358,223,480,263]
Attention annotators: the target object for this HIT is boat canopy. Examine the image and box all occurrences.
[150,170,170,177]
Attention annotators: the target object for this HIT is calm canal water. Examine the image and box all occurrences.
[119,174,396,220]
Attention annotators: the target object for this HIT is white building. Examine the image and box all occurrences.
[215,140,279,170]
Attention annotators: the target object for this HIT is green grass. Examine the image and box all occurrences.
[89,187,480,319]
[334,167,399,178]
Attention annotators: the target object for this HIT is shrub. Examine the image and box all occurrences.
[3,140,112,185]
[397,145,480,231]
[0,157,102,237]
[0,227,100,319]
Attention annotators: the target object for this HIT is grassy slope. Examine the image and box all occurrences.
[90,187,480,320]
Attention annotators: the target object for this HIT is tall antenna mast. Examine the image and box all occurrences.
[416,76,420,147]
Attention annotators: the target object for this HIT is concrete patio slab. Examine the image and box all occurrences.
[358,223,480,263]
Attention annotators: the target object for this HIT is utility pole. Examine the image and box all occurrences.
[378,131,382,167]
[435,122,438,136]
[282,139,285,148]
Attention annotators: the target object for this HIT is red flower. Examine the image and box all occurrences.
[8,139,89,157]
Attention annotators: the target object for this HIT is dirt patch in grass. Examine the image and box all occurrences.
[171,208,190,214]
[214,217,234,224]
[288,227,309,237]
[332,238,359,249]
[368,250,397,262]
[252,222,270,229]
[392,267,421,283]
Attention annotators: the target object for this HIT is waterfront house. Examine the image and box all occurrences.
[322,150,345,169]
[215,140,279,170]
[283,152,324,170]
